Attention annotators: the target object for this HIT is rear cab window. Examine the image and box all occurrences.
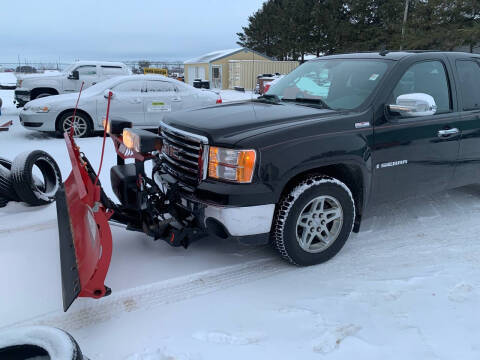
[101,66,126,77]
[455,59,480,111]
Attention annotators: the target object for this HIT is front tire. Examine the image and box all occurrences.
[58,111,92,138]
[272,176,355,266]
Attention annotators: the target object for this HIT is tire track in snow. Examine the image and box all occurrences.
[0,220,56,235]
[11,258,290,331]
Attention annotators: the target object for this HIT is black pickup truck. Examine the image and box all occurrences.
[58,51,480,309]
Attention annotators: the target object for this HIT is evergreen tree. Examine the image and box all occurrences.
[236,0,480,57]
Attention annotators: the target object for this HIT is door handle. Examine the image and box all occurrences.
[132,98,142,104]
[172,98,182,102]
[438,128,459,137]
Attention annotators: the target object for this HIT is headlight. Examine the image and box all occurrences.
[208,147,256,183]
[122,128,162,153]
[30,106,50,113]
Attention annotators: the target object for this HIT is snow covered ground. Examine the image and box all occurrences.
[1,89,479,359]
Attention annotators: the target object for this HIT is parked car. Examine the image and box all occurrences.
[20,74,222,137]
[15,65,37,74]
[14,60,130,107]
[57,51,480,309]
[0,72,17,89]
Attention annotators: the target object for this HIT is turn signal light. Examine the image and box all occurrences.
[208,147,256,183]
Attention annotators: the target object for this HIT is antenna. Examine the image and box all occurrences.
[69,81,85,137]
[251,48,255,101]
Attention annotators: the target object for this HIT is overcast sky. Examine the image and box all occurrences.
[0,0,265,64]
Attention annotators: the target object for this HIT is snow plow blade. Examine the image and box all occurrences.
[56,133,113,312]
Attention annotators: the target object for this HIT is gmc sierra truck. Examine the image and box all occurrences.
[14,61,130,107]
[57,51,480,310]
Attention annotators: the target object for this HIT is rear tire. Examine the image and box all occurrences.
[11,150,62,206]
[272,176,355,266]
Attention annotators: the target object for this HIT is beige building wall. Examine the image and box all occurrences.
[211,50,271,90]
[229,60,299,90]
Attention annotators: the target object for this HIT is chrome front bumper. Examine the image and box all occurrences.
[204,203,275,236]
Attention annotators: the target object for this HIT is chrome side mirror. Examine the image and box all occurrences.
[388,93,437,117]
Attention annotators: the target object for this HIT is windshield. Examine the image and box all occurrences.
[267,59,390,110]
[61,63,76,74]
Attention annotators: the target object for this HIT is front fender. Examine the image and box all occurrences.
[24,78,60,91]
[259,130,373,207]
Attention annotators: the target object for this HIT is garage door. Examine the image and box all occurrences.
[187,66,206,85]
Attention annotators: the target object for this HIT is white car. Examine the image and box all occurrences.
[0,72,17,89]
[19,75,222,137]
[14,61,130,107]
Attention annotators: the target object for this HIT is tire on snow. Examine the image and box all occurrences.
[11,150,62,206]
[271,175,355,266]
[0,196,8,208]
[0,161,20,202]
[0,326,84,360]
[0,156,13,169]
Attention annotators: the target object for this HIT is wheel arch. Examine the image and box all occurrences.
[277,162,369,233]
[30,87,59,99]
[55,108,94,132]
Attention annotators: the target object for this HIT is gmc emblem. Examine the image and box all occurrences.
[163,143,180,160]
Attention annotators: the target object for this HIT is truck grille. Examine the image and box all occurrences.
[160,123,208,191]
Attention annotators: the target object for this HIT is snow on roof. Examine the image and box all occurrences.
[184,48,244,64]
[75,60,126,67]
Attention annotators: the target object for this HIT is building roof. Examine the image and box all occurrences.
[75,60,127,67]
[184,48,272,64]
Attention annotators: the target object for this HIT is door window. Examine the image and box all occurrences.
[76,65,97,76]
[113,80,144,92]
[101,66,125,76]
[146,81,176,92]
[392,60,451,114]
[455,60,480,111]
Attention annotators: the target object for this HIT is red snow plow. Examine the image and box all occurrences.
[56,132,114,311]
[56,118,205,311]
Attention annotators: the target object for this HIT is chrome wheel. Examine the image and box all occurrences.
[296,195,343,253]
[62,115,88,137]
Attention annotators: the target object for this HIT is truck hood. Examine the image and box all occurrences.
[162,100,341,146]
[17,72,63,81]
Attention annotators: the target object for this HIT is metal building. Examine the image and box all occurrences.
[184,48,272,89]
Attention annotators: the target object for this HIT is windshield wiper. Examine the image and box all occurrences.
[257,94,281,103]
[283,97,331,109]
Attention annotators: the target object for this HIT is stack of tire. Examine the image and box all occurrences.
[0,150,62,208]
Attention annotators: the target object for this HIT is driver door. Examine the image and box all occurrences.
[372,59,461,203]
[97,79,146,127]
[63,65,99,92]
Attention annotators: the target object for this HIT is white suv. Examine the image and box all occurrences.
[14,61,130,107]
